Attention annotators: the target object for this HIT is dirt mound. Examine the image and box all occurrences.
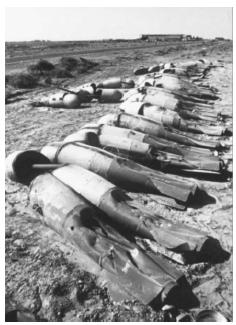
[5,57,99,89]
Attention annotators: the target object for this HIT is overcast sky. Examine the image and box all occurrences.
[5,7,232,41]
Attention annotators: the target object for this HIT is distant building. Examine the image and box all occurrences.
[140,34,200,42]
[141,34,185,41]
[183,35,193,41]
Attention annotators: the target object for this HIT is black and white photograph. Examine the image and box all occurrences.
[5,4,233,322]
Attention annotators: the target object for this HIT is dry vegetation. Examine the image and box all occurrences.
[5,40,232,321]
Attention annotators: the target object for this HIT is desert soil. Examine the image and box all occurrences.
[5,40,232,321]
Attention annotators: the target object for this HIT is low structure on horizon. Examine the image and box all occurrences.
[140,34,198,42]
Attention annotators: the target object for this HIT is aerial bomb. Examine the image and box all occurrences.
[154,74,220,100]
[50,164,213,255]
[124,86,220,123]
[134,66,149,75]
[120,101,226,136]
[41,141,200,204]
[81,123,217,157]
[46,93,81,108]
[29,173,197,307]
[5,148,216,259]
[120,101,187,130]
[63,126,221,175]
[62,130,223,174]
[97,112,222,150]
[5,150,54,185]
[95,88,123,103]
[97,77,135,89]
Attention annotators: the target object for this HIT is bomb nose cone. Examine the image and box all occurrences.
[81,123,100,131]
[98,114,116,125]
[5,150,51,185]
[5,151,23,182]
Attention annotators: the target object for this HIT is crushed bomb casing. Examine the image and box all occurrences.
[41,141,198,203]
[29,173,189,306]
[50,163,210,255]
[5,149,213,260]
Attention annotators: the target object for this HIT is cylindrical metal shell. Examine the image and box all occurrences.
[157,75,182,90]
[52,164,116,207]
[142,106,179,126]
[100,125,146,142]
[97,77,122,89]
[96,89,123,103]
[144,92,179,111]
[114,113,220,150]
[41,143,112,179]
[41,141,198,202]
[29,173,96,236]
[120,101,144,115]
[98,135,151,157]
[63,94,81,108]
[118,113,166,138]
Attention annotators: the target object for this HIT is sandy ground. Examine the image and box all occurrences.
[5,40,232,321]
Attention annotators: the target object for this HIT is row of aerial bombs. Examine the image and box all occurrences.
[37,74,231,135]
[34,58,222,109]
[35,78,134,108]
[62,118,231,177]
[133,59,221,79]
[34,83,232,176]
[6,101,232,257]
[5,133,230,309]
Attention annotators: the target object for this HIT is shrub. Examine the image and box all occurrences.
[28,59,55,76]
[59,57,78,71]
[51,67,73,78]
